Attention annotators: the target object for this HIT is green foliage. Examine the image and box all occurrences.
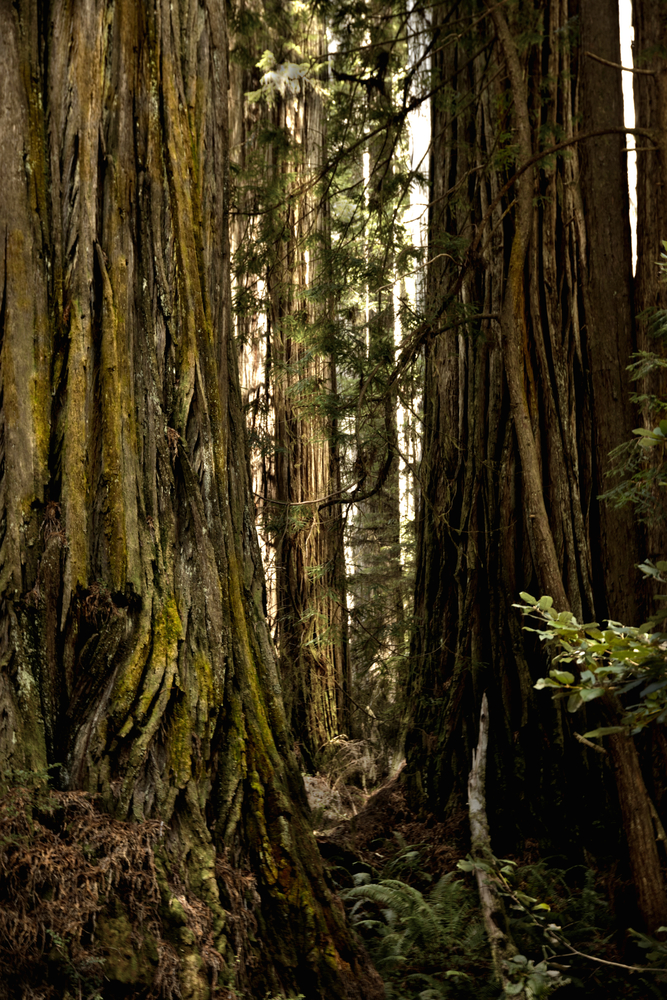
[628,927,667,965]
[514,593,667,735]
[343,867,495,999]
[502,955,557,998]
[341,840,667,999]
[501,859,667,995]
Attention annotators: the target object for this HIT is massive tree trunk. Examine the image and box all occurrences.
[0,2,381,996]
[404,0,667,930]
[229,4,353,770]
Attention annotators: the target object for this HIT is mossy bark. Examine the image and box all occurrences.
[0,2,382,996]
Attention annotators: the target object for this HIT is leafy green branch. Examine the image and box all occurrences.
[459,852,667,993]
[514,593,667,737]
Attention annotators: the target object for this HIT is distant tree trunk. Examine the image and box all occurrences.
[579,0,641,624]
[344,31,407,751]
[0,3,381,996]
[632,0,667,539]
[229,6,353,771]
[404,0,667,930]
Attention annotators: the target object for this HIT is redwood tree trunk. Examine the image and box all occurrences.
[229,5,353,769]
[0,2,380,996]
[579,0,641,625]
[404,0,667,930]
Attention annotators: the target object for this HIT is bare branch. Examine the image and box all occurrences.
[585,50,655,76]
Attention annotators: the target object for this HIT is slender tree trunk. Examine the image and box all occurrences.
[607,730,667,931]
[578,0,667,928]
[632,0,667,845]
[579,0,641,625]
[0,3,381,995]
[633,0,667,327]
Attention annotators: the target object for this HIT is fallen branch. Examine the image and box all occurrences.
[468,692,516,989]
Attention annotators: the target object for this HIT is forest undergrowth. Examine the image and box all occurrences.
[312,760,667,1000]
[3,754,667,999]
[0,767,255,1000]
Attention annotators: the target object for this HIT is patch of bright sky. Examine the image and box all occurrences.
[394,13,430,565]
[619,0,637,272]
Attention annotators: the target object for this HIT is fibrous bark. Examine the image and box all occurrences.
[230,2,353,769]
[405,0,667,929]
[0,2,382,995]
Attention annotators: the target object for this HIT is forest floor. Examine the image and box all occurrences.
[312,769,667,1000]
[316,767,465,878]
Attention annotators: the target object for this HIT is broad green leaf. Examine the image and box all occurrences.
[582,726,626,738]
[619,678,646,695]
[586,642,611,654]
[550,670,575,685]
[504,984,524,996]
[641,679,667,697]
[534,678,560,689]
[567,692,583,713]
[538,595,554,610]
[639,562,662,578]
[579,687,604,702]
[519,592,537,605]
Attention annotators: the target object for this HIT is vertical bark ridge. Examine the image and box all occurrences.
[0,2,382,995]
[230,4,353,767]
[405,0,646,878]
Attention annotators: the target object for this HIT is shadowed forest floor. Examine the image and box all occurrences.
[313,771,667,999]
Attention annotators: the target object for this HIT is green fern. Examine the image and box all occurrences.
[343,870,495,998]
[343,849,667,999]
